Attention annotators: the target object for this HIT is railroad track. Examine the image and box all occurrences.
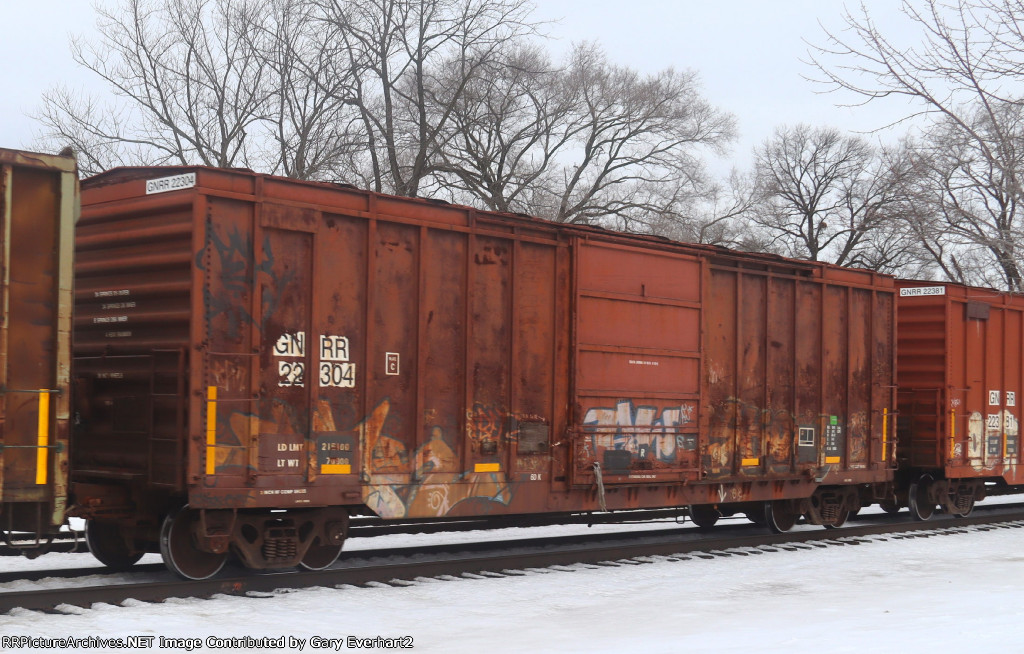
[0,507,693,558]
[0,518,731,587]
[3,504,1024,615]
[7,495,1021,558]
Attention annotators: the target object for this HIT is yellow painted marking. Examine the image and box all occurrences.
[205,386,217,475]
[882,408,888,462]
[321,464,352,474]
[950,409,956,460]
[474,463,500,473]
[36,390,50,485]
[824,456,841,464]
[741,458,760,466]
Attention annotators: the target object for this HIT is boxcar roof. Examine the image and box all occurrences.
[83,164,891,284]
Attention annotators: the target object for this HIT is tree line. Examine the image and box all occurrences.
[34,0,1024,292]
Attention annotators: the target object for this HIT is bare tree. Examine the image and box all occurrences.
[435,42,736,227]
[647,170,761,248]
[36,0,274,175]
[808,0,1024,287]
[252,0,365,179]
[901,105,1024,289]
[37,0,735,231]
[430,43,577,213]
[309,0,539,196]
[534,44,735,225]
[852,195,936,277]
[34,84,154,176]
[751,124,915,268]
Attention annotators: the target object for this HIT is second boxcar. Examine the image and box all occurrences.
[896,280,1024,519]
[71,166,897,578]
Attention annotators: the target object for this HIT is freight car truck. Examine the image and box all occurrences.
[0,148,76,552]
[72,167,897,578]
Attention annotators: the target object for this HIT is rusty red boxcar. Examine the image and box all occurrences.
[73,166,896,578]
[896,280,1024,519]
[571,238,896,531]
[0,148,76,549]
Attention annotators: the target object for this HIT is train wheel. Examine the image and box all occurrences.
[951,495,975,518]
[879,500,901,514]
[765,500,798,533]
[85,520,143,571]
[823,507,850,529]
[688,505,721,529]
[908,475,936,521]
[159,506,227,580]
[300,542,344,571]
[948,490,975,518]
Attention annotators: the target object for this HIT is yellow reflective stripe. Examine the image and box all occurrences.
[36,390,49,485]
[205,386,217,475]
[741,457,760,466]
[882,408,888,462]
[950,408,956,459]
[321,464,352,474]
[474,463,500,473]
[825,456,841,464]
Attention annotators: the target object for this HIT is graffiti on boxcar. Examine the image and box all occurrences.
[204,393,342,477]
[468,403,508,431]
[707,398,802,461]
[208,357,249,393]
[466,403,507,450]
[580,400,697,464]
[705,398,837,472]
[202,230,303,338]
[256,233,298,326]
[361,399,512,519]
[847,411,867,464]
[206,411,253,471]
[765,408,796,463]
[204,392,517,517]
[712,397,762,466]
[967,409,1020,470]
[968,411,984,466]
[197,224,258,342]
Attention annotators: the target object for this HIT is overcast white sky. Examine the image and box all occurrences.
[0,1,922,172]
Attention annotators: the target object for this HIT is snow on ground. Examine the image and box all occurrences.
[0,507,1023,653]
